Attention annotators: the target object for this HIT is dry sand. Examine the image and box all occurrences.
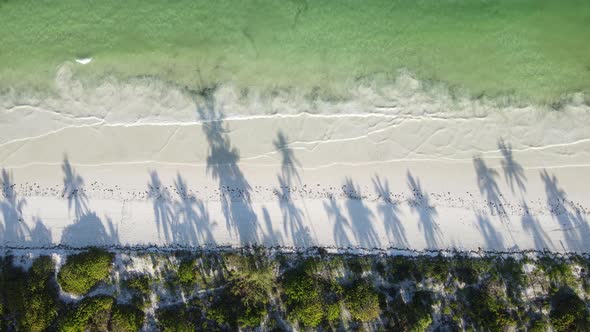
[1,66,589,252]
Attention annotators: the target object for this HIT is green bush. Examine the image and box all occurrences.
[22,256,59,332]
[126,275,151,294]
[454,257,485,285]
[177,259,197,285]
[414,255,451,284]
[111,304,145,332]
[58,296,144,332]
[326,302,342,323]
[529,318,549,332]
[58,296,114,332]
[386,291,433,332]
[549,287,589,332]
[287,299,324,327]
[227,254,275,307]
[57,248,114,295]
[460,284,515,332]
[538,257,575,289]
[206,288,240,328]
[498,257,526,302]
[344,279,380,322]
[498,257,525,286]
[0,256,59,332]
[389,256,416,282]
[206,256,275,330]
[156,305,199,332]
[283,267,324,327]
[220,253,274,327]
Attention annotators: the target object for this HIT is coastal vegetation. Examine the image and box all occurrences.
[0,248,589,331]
[57,248,114,295]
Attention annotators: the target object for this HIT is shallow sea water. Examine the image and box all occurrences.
[1,0,589,102]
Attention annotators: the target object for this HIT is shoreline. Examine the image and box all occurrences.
[2,65,590,115]
[3,243,590,257]
[1,68,590,253]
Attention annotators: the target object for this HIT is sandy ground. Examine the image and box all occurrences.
[1,67,589,252]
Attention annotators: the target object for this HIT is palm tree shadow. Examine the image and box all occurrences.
[30,217,52,245]
[275,175,311,247]
[62,155,89,220]
[272,130,310,247]
[475,212,504,249]
[407,171,441,248]
[570,208,590,252]
[197,100,258,245]
[147,171,174,243]
[60,159,119,246]
[173,173,216,245]
[61,212,119,246]
[0,169,30,244]
[261,206,283,246]
[274,131,301,184]
[498,139,527,194]
[343,178,379,248]
[324,198,351,248]
[520,201,552,250]
[473,155,507,222]
[540,169,589,250]
[372,175,407,248]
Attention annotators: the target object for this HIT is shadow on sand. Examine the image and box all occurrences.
[343,178,379,248]
[148,171,174,243]
[541,169,590,251]
[261,206,283,246]
[0,169,52,246]
[324,198,351,247]
[274,130,301,184]
[407,171,441,248]
[473,155,508,222]
[147,171,217,246]
[197,101,258,245]
[372,175,407,248]
[60,156,119,246]
[0,169,29,243]
[498,139,527,194]
[521,201,553,251]
[475,212,504,250]
[273,131,312,247]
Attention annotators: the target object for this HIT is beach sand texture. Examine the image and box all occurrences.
[1,69,589,252]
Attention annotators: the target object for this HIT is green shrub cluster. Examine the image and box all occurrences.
[549,287,590,332]
[203,251,276,329]
[157,304,200,332]
[58,296,143,332]
[0,256,59,332]
[385,291,433,331]
[111,304,145,332]
[126,275,150,294]
[538,257,576,290]
[177,259,198,285]
[58,296,114,332]
[459,281,516,332]
[283,267,325,327]
[57,248,114,295]
[389,255,451,284]
[125,274,152,310]
[282,258,345,328]
[343,279,380,323]
[1,250,590,331]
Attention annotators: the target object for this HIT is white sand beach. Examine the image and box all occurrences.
[1,67,590,252]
